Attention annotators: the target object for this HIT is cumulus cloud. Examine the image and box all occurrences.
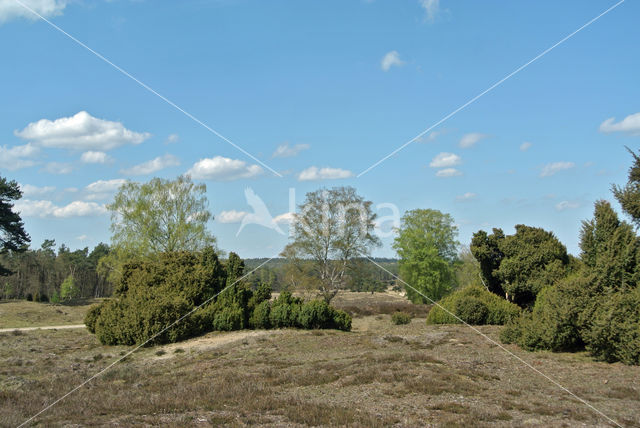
[540,161,575,178]
[520,142,532,151]
[15,111,151,151]
[556,201,580,211]
[0,143,39,170]
[381,51,405,72]
[81,151,112,164]
[298,166,354,181]
[0,0,67,23]
[186,156,263,181]
[436,168,462,177]
[120,154,180,176]
[459,133,487,148]
[420,0,440,22]
[272,142,310,158]
[217,210,248,224]
[165,133,180,144]
[599,112,640,135]
[14,199,107,218]
[273,212,296,225]
[42,162,72,174]
[429,152,461,168]
[85,178,126,194]
[20,184,55,197]
[456,192,477,201]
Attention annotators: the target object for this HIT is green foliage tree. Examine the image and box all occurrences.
[612,147,640,226]
[0,177,30,277]
[282,187,380,303]
[393,209,459,303]
[471,225,569,307]
[60,275,80,300]
[455,246,484,289]
[102,176,216,283]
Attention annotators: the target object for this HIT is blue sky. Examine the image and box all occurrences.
[1,0,639,258]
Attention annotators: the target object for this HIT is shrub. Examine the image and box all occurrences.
[391,312,412,325]
[84,303,104,334]
[25,293,33,301]
[426,286,520,325]
[586,288,640,365]
[298,300,333,329]
[212,303,244,331]
[330,309,352,331]
[499,275,597,352]
[249,300,271,329]
[455,298,489,325]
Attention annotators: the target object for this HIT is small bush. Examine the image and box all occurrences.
[330,309,352,331]
[249,300,271,329]
[455,298,489,325]
[426,286,520,325]
[25,293,33,301]
[391,312,412,325]
[84,303,104,334]
[212,303,244,331]
[298,300,333,329]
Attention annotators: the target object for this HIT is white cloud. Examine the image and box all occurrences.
[0,0,67,23]
[417,130,444,143]
[15,111,151,151]
[80,151,112,164]
[14,199,107,218]
[298,166,354,181]
[0,143,39,170]
[120,154,180,175]
[165,133,180,144]
[429,152,461,168]
[436,168,462,177]
[273,212,296,225]
[186,156,263,181]
[540,161,575,178]
[381,50,405,72]
[42,162,72,174]
[20,184,55,197]
[217,210,248,224]
[599,112,640,135]
[456,192,477,201]
[420,0,440,22]
[85,178,127,195]
[459,133,487,148]
[520,142,532,151]
[76,234,88,241]
[556,201,580,211]
[272,142,310,158]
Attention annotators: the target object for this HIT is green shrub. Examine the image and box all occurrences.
[499,275,596,352]
[391,312,412,325]
[298,300,332,329]
[25,293,33,301]
[426,286,521,325]
[269,301,299,328]
[455,298,488,325]
[330,308,352,331]
[212,303,244,331]
[249,300,271,329]
[84,303,104,334]
[586,288,640,365]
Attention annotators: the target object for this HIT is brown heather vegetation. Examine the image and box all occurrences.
[1,293,639,427]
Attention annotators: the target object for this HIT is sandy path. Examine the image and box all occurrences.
[0,324,86,333]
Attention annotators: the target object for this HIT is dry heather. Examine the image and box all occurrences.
[0,294,638,427]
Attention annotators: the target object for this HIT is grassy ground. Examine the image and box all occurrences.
[1,294,639,427]
[0,300,99,329]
